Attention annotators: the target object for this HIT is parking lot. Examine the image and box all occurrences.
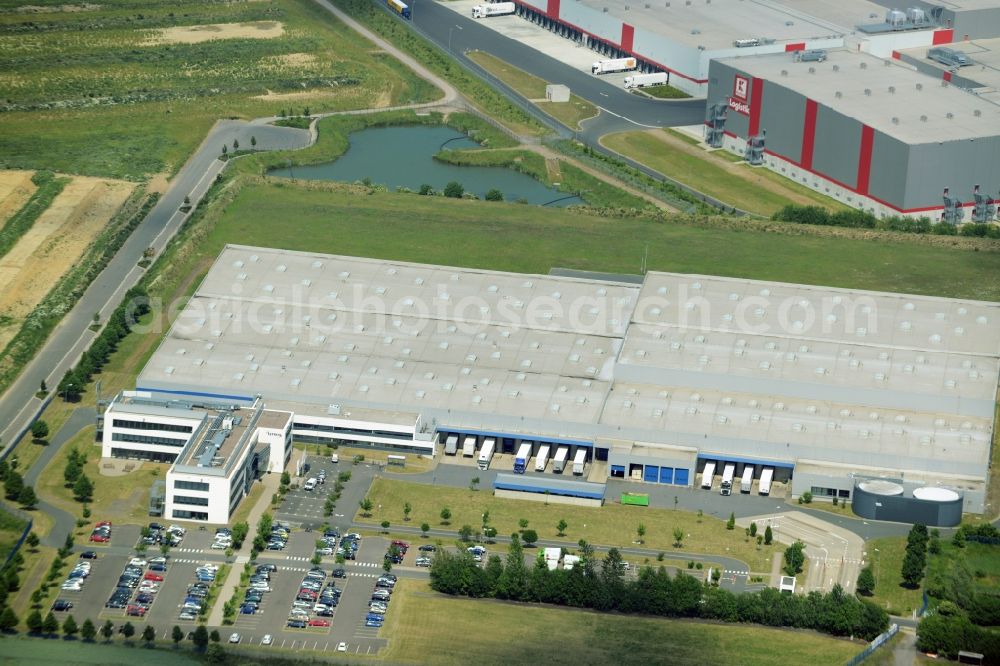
[275,454,378,531]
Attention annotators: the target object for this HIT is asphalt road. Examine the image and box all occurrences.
[405,0,705,133]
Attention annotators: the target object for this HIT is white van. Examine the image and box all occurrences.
[330,453,339,464]
[304,478,318,491]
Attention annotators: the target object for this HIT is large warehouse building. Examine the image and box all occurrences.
[706,49,1000,218]
[111,246,1000,525]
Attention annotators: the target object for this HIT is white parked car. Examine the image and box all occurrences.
[261,634,273,645]
[229,632,240,644]
[129,558,147,567]
[337,642,347,652]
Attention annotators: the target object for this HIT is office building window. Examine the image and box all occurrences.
[174,480,209,492]
[112,419,193,433]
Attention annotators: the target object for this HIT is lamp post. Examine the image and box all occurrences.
[873,547,880,588]
[63,382,73,403]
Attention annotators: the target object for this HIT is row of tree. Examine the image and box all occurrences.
[773,204,999,237]
[0,458,36,509]
[918,602,1000,662]
[901,524,929,589]
[430,534,889,641]
[62,447,93,503]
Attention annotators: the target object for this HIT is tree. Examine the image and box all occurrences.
[58,370,82,401]
[764,525,773,545]
[40,379,47,394]
[250,135,257,151]
[483,526,497,542]
[857,566,876,596]
[443,181,464,198]
[403,502,412,522]
[230,521,249,549]
[470,476,480,491]
[800,491,813,504]
[420,522,430,537]
[0,606,17,632]
[26,532,39,551]
[418,184,434,196]
[64,458,82,486]
[17,485,37,509]
[192,624,208,650]
[142,624,156,644]
[100,619,114,642]
[359,498,374,517]
[458,524,474,542]
[232,139,239,151]
[636,523,646,544]
[62,615,78,638]
[122,621,135,641]
[556,519,568,537]
[73,474,94,503]
[80,617,96,642]
[380,520,390,533]
[484,188,503,202]
[30,420,49,441]
[209,629,220,643]
[42,611,59,635]
[171,625,184,647]
[440,507,451,525]
[783,541,806,576]
[26,609,43,634]
[280,471,291,486]
[221,144,228,156]
[901,548,926,588]
[522,529,538,547]
[673,526,685,548]
[303,106,310,117]
[4,470,23,501]
[726,512,736,530]
[205,643,227,664]
[518,518,529,532]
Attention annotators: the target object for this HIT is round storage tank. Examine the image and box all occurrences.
[857,480,904,496]
[913,487,960,502]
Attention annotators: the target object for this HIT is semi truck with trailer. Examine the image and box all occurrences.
[623,72,668,89]
[444,435,458,456]
[514,443,532,474]
[700,461,716,489]
[758,467,774,496]
[592,57,637,75]
[552,446,569,473]
[477,438,496,470]
[387,0,410,19]
[472,2,514,18]
[740,465,754,494]
[720,463,736,495]
[534,445,550,472]
[572,449,587,476]
[462,435,477,458]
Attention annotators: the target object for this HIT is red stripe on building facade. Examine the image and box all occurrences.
[748,78,764,136]
[785,42,806,52]
[856,125,875,195]
[943,70,953,82]
[800,99,818,170]
[932,29,954,45]
[891,50,901,60]
[621,24,634,52]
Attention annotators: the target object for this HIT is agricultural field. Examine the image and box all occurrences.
[0,0,440,179]
[379,580,861,666]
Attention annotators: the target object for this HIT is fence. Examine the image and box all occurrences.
[844,623,899,666]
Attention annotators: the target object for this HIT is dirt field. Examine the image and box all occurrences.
[0,171,38,228]
[145,21,285,45]
[0,175,135,348]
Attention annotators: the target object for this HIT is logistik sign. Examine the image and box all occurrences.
[728,97,749,115]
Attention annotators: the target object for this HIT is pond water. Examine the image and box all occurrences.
[267,125,582,206]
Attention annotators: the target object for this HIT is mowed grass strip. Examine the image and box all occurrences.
[379,580,861,666]
[358,478,779,571]
[213,182,1000,301]
[865,536,922,616]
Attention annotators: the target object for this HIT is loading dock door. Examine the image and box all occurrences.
[674,469,690,486]
[659,467,674,484]
[643,465,659,483]
[610,465,626,478]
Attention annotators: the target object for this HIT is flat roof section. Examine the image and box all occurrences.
[716,50,1000,143]
[898,37,1000,104]
[574,0,843,50]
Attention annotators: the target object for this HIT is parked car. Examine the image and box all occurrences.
[287,619,307,628]
[144,571,164,582]
[148,556,167,565]
[129,558,147,567]
[416,557,432,567]
[240,604,257,615]
[418,544,436,552]
[262,634,273,645]
[308,619,330,627]
[79,551,98,559]
[332,568,346,579]
[127,605,148,617]
[88,533,109,543]
[337,642,348,652]
[229,633,240,644]
[256,564,278,573]
[52,599,73,611]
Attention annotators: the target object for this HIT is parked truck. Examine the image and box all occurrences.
[720,463,736,496]
[534,444,550,472]
[592,57,637,75]
[758,467,774,496]
[623,72,668,89]
[477,438,495,470]
[552,446,569,473]
[444,434,458,456]
[387,0,410,19]
[472,1,515,18]
[514,443,532,474]
[700,461,716,489]
[740,465,754,494]
[543,547,561,571]
[928,46,970,67]
[462,435,477,457]
[572,449,587,476]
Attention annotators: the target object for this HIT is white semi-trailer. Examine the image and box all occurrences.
[472,1,515,18]
[477,438,496,470]
[462,435,477,457]
[592,57,637,74]
[700,461,716,489]
[740,465,754,494]
[534,445,550,472]
[552,446,569,473]
[720,463,736,495]
[572,449,587,476]
[444,435,458,456]
[759,467,774,496]
[623,72,668,89]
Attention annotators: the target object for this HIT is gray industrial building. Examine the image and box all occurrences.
[129,246,1000,525]
[706,49,1000,218]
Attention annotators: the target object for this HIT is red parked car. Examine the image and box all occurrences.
[89,533,109,543]
[95,521,112,528]
[307,619,330,627]
[143,572,164,582]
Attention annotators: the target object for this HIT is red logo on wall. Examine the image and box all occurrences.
[733,75,749,101]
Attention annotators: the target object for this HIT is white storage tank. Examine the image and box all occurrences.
[913,487,960,502]
[857,480,904,496]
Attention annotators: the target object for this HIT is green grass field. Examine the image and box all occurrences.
[602,130,850,216]
[0,0,438,179]
[380,580,862,665]
[865,536,922,615]
[0,636,199,665]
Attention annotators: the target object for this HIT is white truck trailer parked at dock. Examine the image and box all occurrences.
[700,461,716,489]
[572,449,587,476]
[444,435,458,456]
[462,435,476,457]
[472,1,515,18]
[720,463,736,495]
[592,57,636,74]
[624,72,668,88]
[552,446,569,473]
[740,466,754,494]
[477,438,495,470]
[514,443,532,474]
[534,445,550,472]
[758,467,774,495]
